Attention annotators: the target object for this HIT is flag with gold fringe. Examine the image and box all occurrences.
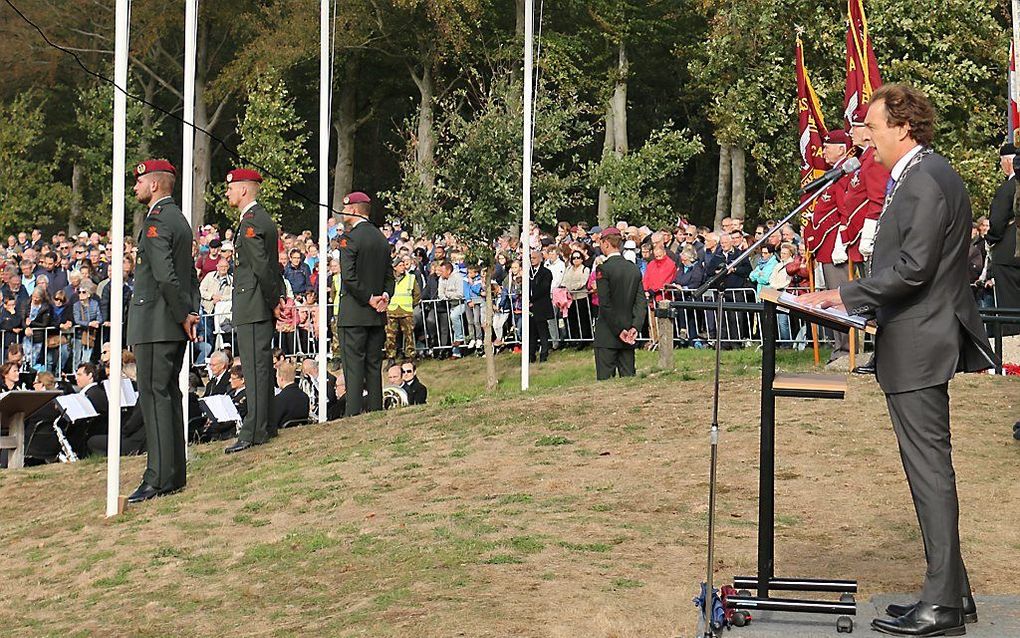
[797,33,828,204]
[844,0,882,127]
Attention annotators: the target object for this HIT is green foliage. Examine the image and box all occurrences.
[588,123,702,227]
[387,70,593,262]
[70,80,158,229]
[212,71,312,221]
[0,93,69,234]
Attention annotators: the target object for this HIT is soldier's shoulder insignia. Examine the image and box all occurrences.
[243,212,255,220]
[245,226,256,238]
[146,225,159,238]
[339,238,348,248]
[151,207,161,215]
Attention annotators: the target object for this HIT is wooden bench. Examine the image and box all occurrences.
[772,373,847,400]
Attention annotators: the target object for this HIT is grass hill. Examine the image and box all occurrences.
[0,349,1017,637]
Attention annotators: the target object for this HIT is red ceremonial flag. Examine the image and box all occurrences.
[1009,42,1018,143]
[844,0,882,127]
[797,35,828,204]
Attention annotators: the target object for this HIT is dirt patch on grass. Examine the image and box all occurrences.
[0,355,1017,637]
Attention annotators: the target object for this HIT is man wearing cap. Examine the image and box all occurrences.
[805,129,854,361]
[222,169,285,454]
[338,191,394,416]
[126,159,200,503]
[593,227,646,379]
[843,103,892,270]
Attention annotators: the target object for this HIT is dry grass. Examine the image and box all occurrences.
[0,349,1017,637]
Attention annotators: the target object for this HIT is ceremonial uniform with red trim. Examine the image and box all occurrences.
[841,146,890,263]
[805,172,851,264]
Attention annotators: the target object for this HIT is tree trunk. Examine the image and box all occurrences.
[134,77,157,236]
[714,143,732,232]
[332,60,360,212]
[611,42,628,156]
[69,162,83,237]
[596,103,614,228]
[484,264,497,390]
[730,144,746,222]
[412,63,436,197]
[515,0,525,37]
[191,24,212,230]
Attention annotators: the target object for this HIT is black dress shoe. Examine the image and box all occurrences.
[853,354,876,374]
[887,596,977,624]
[127,482,160,504]
[872,602,966,636]
[224,440,254,455]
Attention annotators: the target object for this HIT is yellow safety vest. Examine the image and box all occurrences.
[391,274,414,313]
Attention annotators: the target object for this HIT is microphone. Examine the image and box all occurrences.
[798,157,861,195]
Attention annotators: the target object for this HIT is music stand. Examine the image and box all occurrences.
[0,390,62,469]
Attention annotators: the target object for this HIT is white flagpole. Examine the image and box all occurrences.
[105,0,130,518]
[521,0,534,391]
[317,0,330,421]
[181,0,198,449]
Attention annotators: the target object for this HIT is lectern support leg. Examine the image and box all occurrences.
[9,411,25,469]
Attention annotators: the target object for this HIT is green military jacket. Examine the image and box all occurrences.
[338,220,395,327]
[127,197,200,346]
[232,202,284,326]
[593,253,647,349]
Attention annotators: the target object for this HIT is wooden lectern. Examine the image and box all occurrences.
[726,288,877,634]
[0,390,62,469]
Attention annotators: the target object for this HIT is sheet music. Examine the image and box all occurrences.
[103,379,138,408]
[56,394,99,422]
[199,395,242,424]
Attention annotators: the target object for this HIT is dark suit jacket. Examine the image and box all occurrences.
[708,248,752,290]
[840,151,996,394]
[402,377,427,405]
[339,221,395,327]
[674,263,706,289]
[272,383,310,431]
[987,175,1020,266]
[529,265,554,321]
[593,254,646,349]
[127,197,200,345]
[231,387,248,421]
[233,202,283,326]
[204,372,231,397]
[83,383,109,439]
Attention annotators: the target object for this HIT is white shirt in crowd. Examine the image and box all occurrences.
[545,257,565,290]
[438,269,464,300]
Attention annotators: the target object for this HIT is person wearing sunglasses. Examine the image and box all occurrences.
[398,361,427,405]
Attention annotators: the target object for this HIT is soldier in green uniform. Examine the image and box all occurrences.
[338,192,395,416]
[222,169,285,454]
[126,159,200,503]
[385,256,420,363]
[593,227,646,380]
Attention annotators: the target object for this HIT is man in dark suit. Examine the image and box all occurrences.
[987,143,1020,334]
[222,169,284,454]
[126,159,200,503]
[399,361,428,405]
[801,85,996,637]
[204,350,232,397]
[593,227,646,380]
[337,192,395,416]
[270,360,309,433]
[528,250,554,362]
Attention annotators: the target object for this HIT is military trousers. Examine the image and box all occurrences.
[594,346,635,381]
[341,325,385,416]
[236,320,275,444]
[135,340,187,492]
[886,383,971,607]
[385,313,415,360]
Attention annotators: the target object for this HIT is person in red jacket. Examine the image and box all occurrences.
[805,129,854,361]
[842,104,892,270]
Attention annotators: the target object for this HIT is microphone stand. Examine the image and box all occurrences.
[694,175,838,638]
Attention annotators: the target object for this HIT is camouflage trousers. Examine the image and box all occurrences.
[385,314,416,360]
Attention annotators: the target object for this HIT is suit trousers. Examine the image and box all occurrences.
[530,316,550,361]
[135,341,187,491]
[821,262,852,355]
[594,346,635,380]
[236,320,275,443]
[341,325,385,416]
[886,383,971,607]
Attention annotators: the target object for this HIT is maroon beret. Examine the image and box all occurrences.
[601,227,622,237]
[823,130,852,147]
[849,103,869,127]
[343,191,371,205]
[226,168,263,184]
[134,159,176,178]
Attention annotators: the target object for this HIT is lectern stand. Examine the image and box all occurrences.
[0,390,62,469]
[726,288,877,634]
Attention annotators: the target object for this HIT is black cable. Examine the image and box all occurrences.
[2,0,367,222]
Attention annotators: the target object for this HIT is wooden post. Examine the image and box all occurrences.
[805,250,820,366]
[847,261,856,370]
[657,300,674,369]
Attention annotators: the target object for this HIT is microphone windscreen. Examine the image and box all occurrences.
[841,157,862,174]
